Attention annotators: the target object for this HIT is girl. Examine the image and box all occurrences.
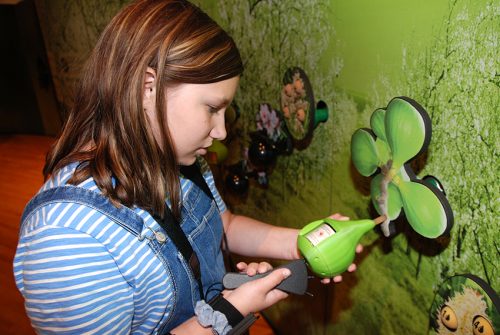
[13,1,355,334]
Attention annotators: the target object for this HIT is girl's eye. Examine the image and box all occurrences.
[208,106,221,114]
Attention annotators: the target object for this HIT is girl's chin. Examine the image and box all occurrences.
[178,148,207,165]
[178,155,198,166]
[196,148,207,156]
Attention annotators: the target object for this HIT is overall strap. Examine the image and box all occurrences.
[21,185,143,236]
[150,162,216,300]
[179,163,215,202]
[153,207,204,300]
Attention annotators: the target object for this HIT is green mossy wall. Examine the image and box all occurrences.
[36,0,498,334]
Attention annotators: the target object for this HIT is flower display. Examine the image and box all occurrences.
[256,103,282,142]
[351,97,454,238]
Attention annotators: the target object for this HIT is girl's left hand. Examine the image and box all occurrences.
[320,213,363,284]
[236,261,273,276]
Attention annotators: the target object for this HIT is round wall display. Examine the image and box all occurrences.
[429,274,499,335]
[280,67,315,148]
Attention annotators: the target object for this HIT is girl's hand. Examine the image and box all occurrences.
[320,213,363,284]
[235,261,273,276]
[223,262,290,315]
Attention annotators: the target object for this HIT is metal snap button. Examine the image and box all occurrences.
[155,231,166,243]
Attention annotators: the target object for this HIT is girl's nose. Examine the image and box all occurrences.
[210,114,227,141]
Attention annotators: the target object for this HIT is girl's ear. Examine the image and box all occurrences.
[143,67,157,110]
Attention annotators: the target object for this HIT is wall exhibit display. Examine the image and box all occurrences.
[295,97,456,279]
[429,274,499,335]
[225,97,456,283]
[213,67,329,194]
[350,96,454,238]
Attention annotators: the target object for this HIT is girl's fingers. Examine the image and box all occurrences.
[329,213,350,221]
[236,262,247,272]
[257,262,273,274]
[237,262,273,276]
[333,275,343,283]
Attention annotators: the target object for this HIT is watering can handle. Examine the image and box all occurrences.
[222,259,309,295]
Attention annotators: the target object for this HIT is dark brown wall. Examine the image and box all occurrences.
[0,0,61,135]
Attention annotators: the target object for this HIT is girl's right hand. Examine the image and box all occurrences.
[222,263,291,315]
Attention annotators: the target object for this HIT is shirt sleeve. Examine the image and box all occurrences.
[14,225,134,335]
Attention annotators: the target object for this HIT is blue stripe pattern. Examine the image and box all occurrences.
[13,158,226,334]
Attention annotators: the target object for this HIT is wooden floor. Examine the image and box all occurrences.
[0,134,274,335]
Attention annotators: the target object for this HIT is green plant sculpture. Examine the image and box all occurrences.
[351,96,454,238]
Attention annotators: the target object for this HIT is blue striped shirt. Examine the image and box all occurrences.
[13,158,226,334]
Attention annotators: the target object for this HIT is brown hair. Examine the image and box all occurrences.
[44,0,243,220]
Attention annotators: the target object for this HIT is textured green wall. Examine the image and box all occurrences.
[324,0,450,98]
[200,1,499,334]
[36,0,499,334]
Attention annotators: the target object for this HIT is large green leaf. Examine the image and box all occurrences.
[370,108,391,164]
[385,97,429,168]
[398,180,449,238]
[370,174,403,220]
[351,128,379,176]
[370,108,387,141]
[375,138,391,164]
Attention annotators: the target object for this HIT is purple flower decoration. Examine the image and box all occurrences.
[256,103,281,142]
